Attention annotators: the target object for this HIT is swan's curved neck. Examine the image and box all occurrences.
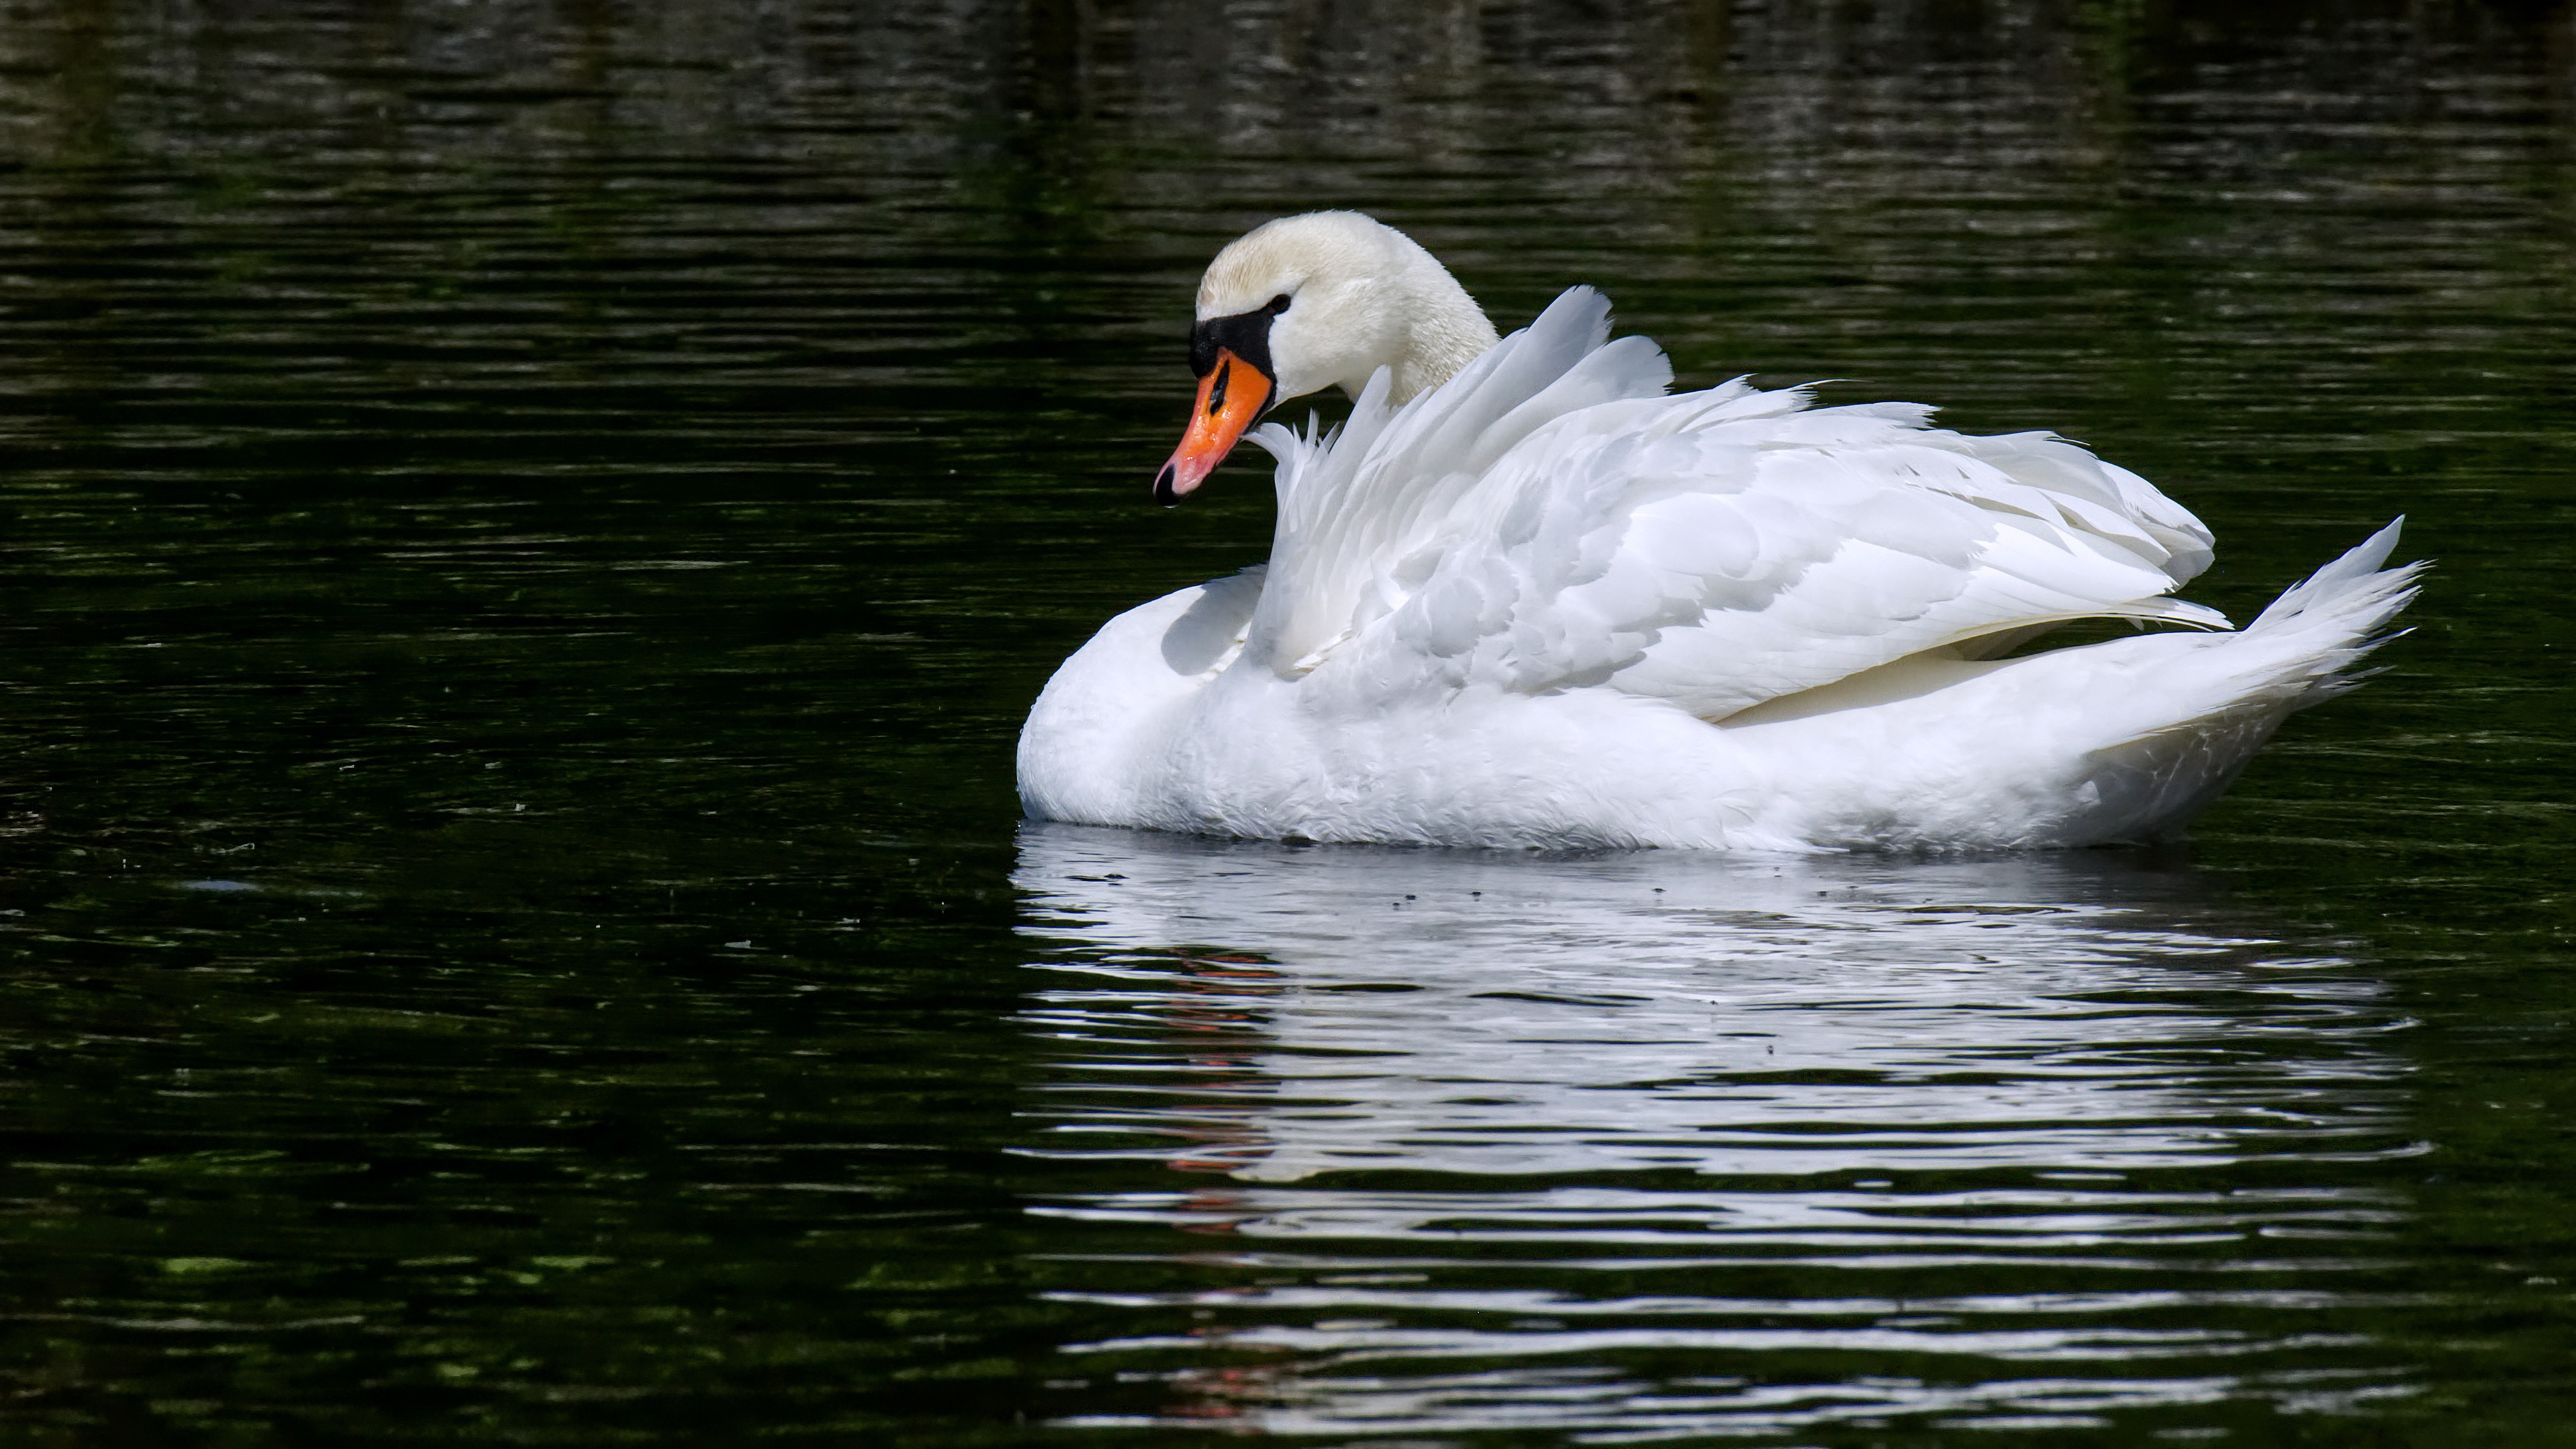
[1381,261,1500,403]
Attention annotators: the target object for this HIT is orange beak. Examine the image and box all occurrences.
[1154,350,1273,506]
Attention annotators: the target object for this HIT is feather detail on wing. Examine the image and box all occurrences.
[1247,287,2222,720]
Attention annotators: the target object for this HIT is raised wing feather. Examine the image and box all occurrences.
[1248,288,2221,720]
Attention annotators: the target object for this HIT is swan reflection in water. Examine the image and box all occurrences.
[1011,822,2422,1438]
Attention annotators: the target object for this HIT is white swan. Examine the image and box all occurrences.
[1019,211,2420,851]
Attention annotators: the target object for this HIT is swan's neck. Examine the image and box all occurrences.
[1379,256,1500,404]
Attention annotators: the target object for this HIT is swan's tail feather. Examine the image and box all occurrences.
[2239,516,2424,711]
[2039,521,2422,843]
[2084,519,2421,759]
[2250,515,2412,627]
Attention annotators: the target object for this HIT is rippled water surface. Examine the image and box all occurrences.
[1,1,2571,1444]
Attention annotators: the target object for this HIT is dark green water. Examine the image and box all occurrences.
[1,1,2571,1443]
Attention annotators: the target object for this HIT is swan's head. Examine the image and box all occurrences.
[1154,211,1499,505]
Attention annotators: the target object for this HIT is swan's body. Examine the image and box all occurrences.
[1020,213,2418,851]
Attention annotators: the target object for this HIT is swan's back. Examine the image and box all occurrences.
[1250,287,2222,721]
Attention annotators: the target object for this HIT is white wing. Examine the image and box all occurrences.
[1247,288,2221,720]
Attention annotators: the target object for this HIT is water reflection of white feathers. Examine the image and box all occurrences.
[1011,822,2422,1435]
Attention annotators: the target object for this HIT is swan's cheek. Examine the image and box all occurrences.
[1266,307,1373,401]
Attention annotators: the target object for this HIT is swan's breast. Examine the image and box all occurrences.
[1017,568,1265,824]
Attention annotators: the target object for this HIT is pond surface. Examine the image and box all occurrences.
[1,1,2571,1444]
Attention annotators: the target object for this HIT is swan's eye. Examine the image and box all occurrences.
[1266,294,1291,315]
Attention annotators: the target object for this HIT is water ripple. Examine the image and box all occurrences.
[1012,824,2424,1435]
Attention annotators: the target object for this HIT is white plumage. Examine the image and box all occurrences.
[1020,215,2418,851]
